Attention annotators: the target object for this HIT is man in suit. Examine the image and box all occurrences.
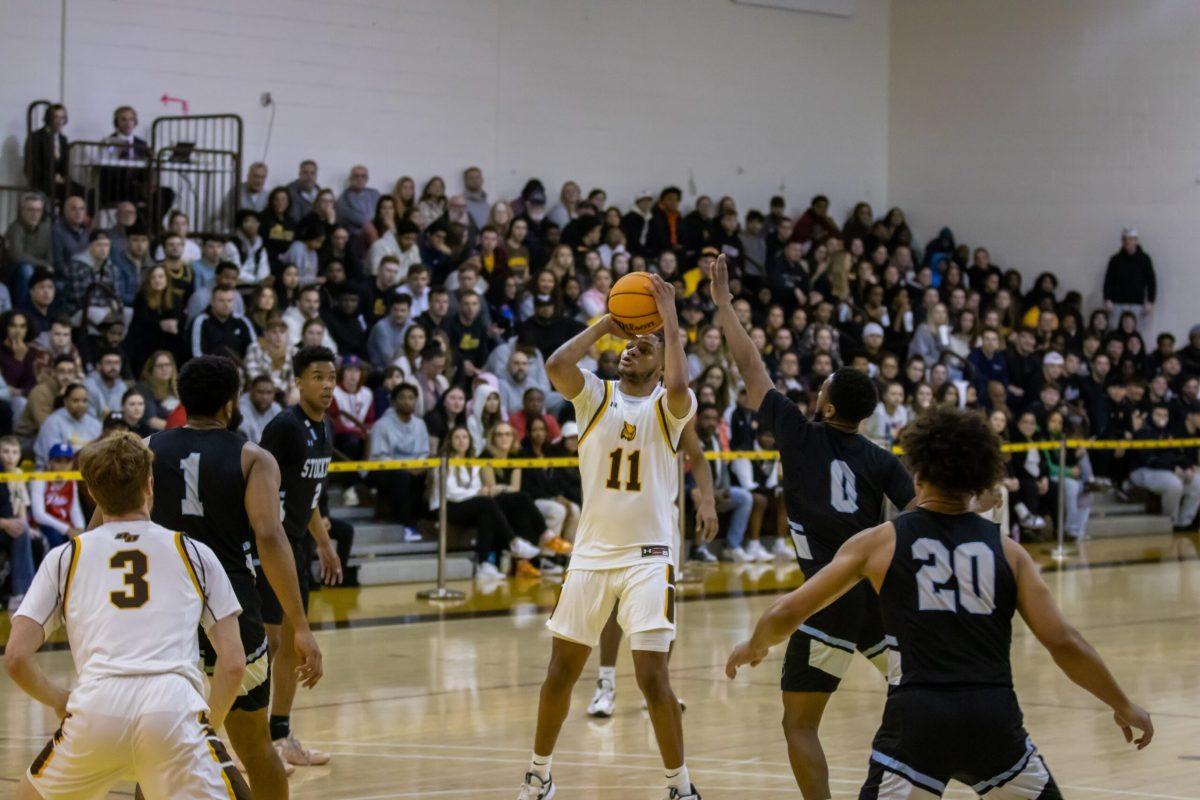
[24,103,80,205]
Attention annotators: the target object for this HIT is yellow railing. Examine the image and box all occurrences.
[5,437,1195,482]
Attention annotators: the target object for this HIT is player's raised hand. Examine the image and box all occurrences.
[293,629,324,689]
[725,639,768,679]
[646,273,677,324]
[709,254,732,307]
[1114,703,1154,749]
[598,313,629,339]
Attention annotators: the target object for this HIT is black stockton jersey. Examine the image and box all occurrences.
[259,405,332,541]
[149,427,255,580]
[881,509,1017,689]
[758,389,914,575]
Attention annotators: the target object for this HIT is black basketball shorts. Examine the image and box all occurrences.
[859,686,1061,799]
[256,537,312,627]
[199,573,271,713]
[781,579,890,693]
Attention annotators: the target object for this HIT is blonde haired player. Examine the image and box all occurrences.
[518,275,701,800]
[4,432,250,799]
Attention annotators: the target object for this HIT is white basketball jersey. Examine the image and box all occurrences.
[569,370,697,570]
[15,520,240,694]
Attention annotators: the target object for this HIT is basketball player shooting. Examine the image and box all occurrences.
[727,408,1153,799]
[518,274,701,800]
[6,433,252,799]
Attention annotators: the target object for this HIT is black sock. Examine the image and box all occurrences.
[269,715,290,741]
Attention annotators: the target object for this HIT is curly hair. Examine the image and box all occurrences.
[900,407,1003,497]
[178,356,241,417]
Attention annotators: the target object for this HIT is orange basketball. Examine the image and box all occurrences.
[608,272,662,335]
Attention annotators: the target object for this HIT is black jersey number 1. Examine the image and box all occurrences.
[605,448,643,492]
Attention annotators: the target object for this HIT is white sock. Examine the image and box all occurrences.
[598,666,616,684]
[666,764,690,793]
[529,753,552,780]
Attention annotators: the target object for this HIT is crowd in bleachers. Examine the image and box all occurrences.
[3,100,1199,594]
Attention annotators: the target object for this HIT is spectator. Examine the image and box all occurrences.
[330,355,375,505]
[24,103,71,201]
[243,318,295,396]
[158,232,196,309]
[0,311,37,402]
[646,186,683,256]
[191,233,225,292]
[238,374,282,444]
[84,347,127,418]
[133,350,180,425]
[236,161,269,213]
[441,289,490,381]
[224,209,270,286]
[968,327,1010,399]
[462,166,489,229]
[394,325,427,378]
[0,436,35,611]
[283,285,337,352]
[188,285,254,360]
[152,210,202,263]
[435,425,538,581]
[186,261,244,321]
[283,218,325,285]
[368,219,421,277]
[333,164,379,236]
[118,387,153,437]
[517,296,585,362]
[424,384,467,455]
[1180,325,1200,377]
[1129,404,1200,531]
[416,176,448,229]
[261,186,295,271]
[866,381,910,450]
[107,222,151,305]
[1103,227,1156,325]
[51,195,90,270]
[509,387,561,443]
[129,265,185,370]
[409,344,449,416]
[323,284,369,358]
[14,353,77,440]
[692,402,764,562]
[367,292,414,369]
[790,194,841,246]
[59,230,121,329]
[1042,409,1092,540]
[519,415,581,544]
[368,382,429,539]
[468,383,505,453]
[5,193,53,305]
[33,383,100,466]
[286,159,321,224]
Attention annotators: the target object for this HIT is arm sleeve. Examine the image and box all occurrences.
[569,369,607,428]
[14,542,71,634]
[188,539,242,630]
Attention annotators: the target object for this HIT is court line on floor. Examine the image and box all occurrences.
[308,747,1199,800]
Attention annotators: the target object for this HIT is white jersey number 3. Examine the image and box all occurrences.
[830,459,858,513]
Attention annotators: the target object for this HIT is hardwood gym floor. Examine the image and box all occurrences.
[1,532,1198,798]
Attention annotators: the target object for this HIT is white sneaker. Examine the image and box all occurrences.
[510,537,541,560]
[342,486,360,507]
[518,772,556,800]
[665,784,701,799]
[745,540,772,562]
[772,537,793,560]
[402,526,423,542]
[476,561,504,580]
[723,546,749,563]
[689,544,717,563]
[539,558,564,577]
[274,734,330,766]
[587,679,615,718]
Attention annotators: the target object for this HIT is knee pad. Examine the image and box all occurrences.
[629,629,673,653]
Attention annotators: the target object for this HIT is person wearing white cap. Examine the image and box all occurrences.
[620,189,656,256]
[1103,226,1156,326]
